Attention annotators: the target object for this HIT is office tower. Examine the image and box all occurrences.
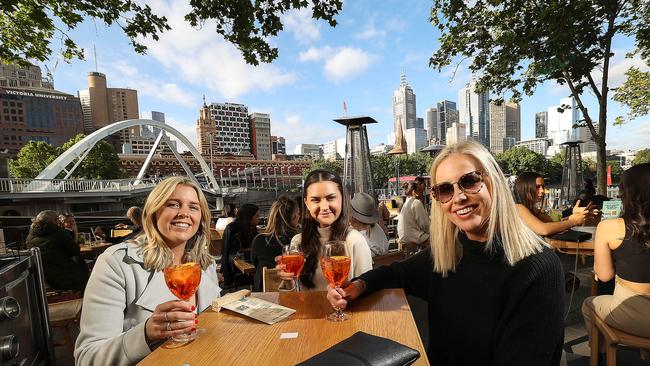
[404,127,427,155]
[436,100,458,144]
[294,144,321,158]
[425,108,438,144]
[0,86,83,153]
[77,72,139,141]
[546,97,593,155]
[514,138,550,155]
[416,117,424,129]
[0,62,53,89]
[249,112,272,160]
[392,73,417,135]
[271,135,286,155]
[458,80,489,147]
[208,102,252,156]
[505,102,521,143]
[320,138,346,160]
[535,111,548,139]
[488,102,507,154]
[446,122,467,145]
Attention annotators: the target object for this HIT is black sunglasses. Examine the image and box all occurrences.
[432,171,485,203]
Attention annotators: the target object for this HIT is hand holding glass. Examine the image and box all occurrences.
[164,250,201,342]
[320,241,351,321]
[281,243,305,291]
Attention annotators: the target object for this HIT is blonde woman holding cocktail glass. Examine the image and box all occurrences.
[278,169,372,292]
[327,141,564,364]
[75,177,220,366]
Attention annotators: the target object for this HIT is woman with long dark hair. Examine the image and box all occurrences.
[221,203,260,285]
[278,169,372,290]
[582,163,650,340]
[513,172,592,236]
[251,196,300,291]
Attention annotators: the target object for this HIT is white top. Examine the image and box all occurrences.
[215,217,235,231]
[291,226,373,290]
[74,237,221,366]
[357,224,389,257]
[397,196,430,245]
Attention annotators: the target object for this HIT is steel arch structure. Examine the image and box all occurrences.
[35,119,220,192]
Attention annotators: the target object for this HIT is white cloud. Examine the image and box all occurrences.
[164,115,197,152]
[282,8,321,44]
[607,120,650,150]
[605,55,649,88]
[298,46,334,62]
[355,21,386,40]
[136,0,296,99]
[325,48,375,83]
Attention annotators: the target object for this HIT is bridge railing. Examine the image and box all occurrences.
[0,178,162,193]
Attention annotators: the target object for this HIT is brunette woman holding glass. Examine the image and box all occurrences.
[75,177,220,366]
[251,196,300,291]
[327,141,564,365]
[278,169,372,290]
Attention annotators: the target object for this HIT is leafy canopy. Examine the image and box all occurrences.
[632,148,650,165]
[1,0,343,66]
[613,67,650,123]
[8,141,59,178]
[495,147,547,177]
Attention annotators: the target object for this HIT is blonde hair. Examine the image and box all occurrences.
[429,140,547,276]
[139,177,213,271]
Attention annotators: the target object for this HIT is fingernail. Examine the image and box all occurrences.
[191,306,196,311]
[191,327,196,332]
[195,319,199,324]
[194,313,198,318]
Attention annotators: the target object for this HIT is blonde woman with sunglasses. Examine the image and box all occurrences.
[327,141,564,365]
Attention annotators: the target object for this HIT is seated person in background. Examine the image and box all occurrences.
[513,172,593,236]
[74,176,220,366]
[251,196,300,291]
[349,192,389,257]
[327,141,564,365]
[221,204,260,285]
[59,212,82,244]
[376,197,391,236]
[111,206,143,243]
[277,169,373,290]
[397,181,430,249]
[582,163,650,342]
[92,226,106,241]
[26,210,89,291]
[215,203,237,230]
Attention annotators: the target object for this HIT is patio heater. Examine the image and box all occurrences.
[558,140,584,209]
[334,116,377,196]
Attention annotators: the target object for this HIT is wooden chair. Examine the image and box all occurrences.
[47,290,83,358]
[372,251,405,269]
[262,267,283,292]
[588,307,650,366]
[209,228,224,263]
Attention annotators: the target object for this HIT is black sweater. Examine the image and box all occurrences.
[359,232,564,366]
[250,231,297,291]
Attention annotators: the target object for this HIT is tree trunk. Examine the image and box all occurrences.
[596,117,607,196]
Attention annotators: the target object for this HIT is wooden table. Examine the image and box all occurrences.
[138,289,429,366]
[79,242,113,254]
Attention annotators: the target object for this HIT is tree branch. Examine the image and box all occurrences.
[561,69,599,142]
[585,72,602,101]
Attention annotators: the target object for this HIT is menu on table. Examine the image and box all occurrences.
[212,289,295,325]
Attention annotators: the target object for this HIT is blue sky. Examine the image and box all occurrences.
[46,0,649,154]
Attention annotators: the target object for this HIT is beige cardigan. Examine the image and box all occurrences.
[291,226,373,290]
[74,237,220,366]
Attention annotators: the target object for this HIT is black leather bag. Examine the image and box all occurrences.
[548,229,592,242]
[296,331,421,366]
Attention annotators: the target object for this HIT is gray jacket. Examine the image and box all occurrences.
[74,237,221,366]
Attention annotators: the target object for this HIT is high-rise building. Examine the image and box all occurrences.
[546,97,593,155]
[490,101,521,154]
[404,128,427,155]
[0,87,84,153]
[0,62,53,89]
[416,117,424,129]
[436,100,458,145]
[392,73,417,135]
[320,138,346,160]
[446,122,467,145]
[271,135,286,155]
[514,138,550,156]
[249,112,272,160]
[458,80,489,147]
[425,108,438,144]
[294,144,321,158]
[535,111,548,139]
[208,102,252,156]
[77,72,139,141]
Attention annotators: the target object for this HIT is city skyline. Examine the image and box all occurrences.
[40,0,648,153]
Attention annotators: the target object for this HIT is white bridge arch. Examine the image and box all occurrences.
[35,119,220,192]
